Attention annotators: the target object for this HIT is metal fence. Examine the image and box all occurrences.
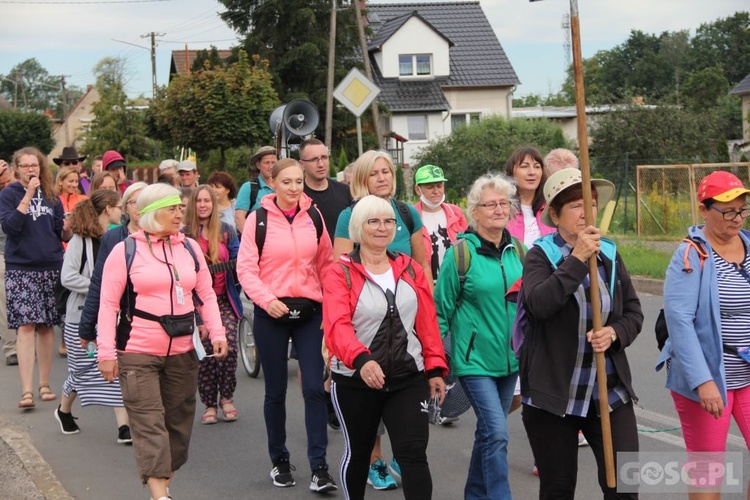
[635,163,750,237]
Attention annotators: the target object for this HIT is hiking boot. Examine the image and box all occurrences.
[309,465,338,493]
[54,406,80,435]
[117,425,133,445]
[270,459,296,487]
[367,459,397,490]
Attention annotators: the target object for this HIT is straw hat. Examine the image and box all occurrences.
[540,168,615,227]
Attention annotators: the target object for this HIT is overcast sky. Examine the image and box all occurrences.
[0,0,746,101]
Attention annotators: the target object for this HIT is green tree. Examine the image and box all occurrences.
[0,110,54,160]
[337,148,349,172]
[682,66,730,111]
[591,106,724,178]
[218,0,362,150]
[82,57,154,160]
[191,46,226,73]
[414,117,569,196]
[1,59,63,114]
[687,12,750,86]
[148,51,279,169]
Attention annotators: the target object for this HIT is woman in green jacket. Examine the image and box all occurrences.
[435,173,523,500]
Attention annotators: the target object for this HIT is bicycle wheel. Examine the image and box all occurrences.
[238,316,261,378]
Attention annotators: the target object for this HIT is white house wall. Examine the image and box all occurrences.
[390,112,447,166]
[443,88,510,117]
[379,17,450,78]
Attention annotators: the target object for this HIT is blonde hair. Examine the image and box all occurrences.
[271,158,303,179]
[349,150,396,201]
[349,195,396,244]
[183,186,222,264]
[138,183,181,233]
[466,173,518,229]
[55,167,81,195]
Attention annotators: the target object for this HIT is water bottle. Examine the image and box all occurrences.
[86,342,97,358]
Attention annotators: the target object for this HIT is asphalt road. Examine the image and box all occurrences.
[1,292,748,499]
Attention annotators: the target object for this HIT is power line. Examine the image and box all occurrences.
[0,0,172,3]
[160,38,238,44]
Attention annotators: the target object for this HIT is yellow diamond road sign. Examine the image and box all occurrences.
[334,68,380,117]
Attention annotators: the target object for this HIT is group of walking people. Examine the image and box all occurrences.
[2,140,750,500]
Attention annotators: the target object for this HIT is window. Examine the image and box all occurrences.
[399,54,432,76]
[451,112,482,130]
[407,115,428,140]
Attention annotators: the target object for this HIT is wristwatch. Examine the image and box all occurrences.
[609,327,617,343]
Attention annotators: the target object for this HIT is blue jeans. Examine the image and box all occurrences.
[459,373,518,500]
[254,307,328,469]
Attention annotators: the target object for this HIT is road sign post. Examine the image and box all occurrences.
[333,68,381,156]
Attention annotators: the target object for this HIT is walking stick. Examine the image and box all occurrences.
[568,0,617,487]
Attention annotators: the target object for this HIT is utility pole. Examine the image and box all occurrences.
[141,32,164,98]
[60,75,70,146]
[324,0,337,151]
[14,71,19,109]
[353,0,382,148]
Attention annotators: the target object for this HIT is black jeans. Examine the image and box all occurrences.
[331,373,432,500]
[522,401,639,500]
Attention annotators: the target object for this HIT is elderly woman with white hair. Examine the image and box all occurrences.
[97,183,228,500]
[434,173,525,500]
[324,195,448,500]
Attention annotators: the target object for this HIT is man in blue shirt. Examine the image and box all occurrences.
[234,146,277,235]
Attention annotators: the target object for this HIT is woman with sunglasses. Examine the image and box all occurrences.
[182,185,242,424]
[660,171,750,500]
[0,147,72,409]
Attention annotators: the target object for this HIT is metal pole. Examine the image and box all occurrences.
[357,115,362,156]
[324,0,336,151]
[353,0,382,148]
[569,0,615,487]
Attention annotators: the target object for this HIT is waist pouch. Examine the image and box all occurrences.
[133,309,195,338]
[274,298,318,325]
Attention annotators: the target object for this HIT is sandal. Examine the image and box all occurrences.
[39,385,57,402]
[201,407,218,425]
[220,400,238,422]
[18,392,35,409]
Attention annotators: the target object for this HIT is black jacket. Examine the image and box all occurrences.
[520,246,643,416]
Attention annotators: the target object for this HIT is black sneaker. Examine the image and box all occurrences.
[310,465,338,493]
[54,406,80,435]
[327,410,341,431]
[117,425,133,445]
[270,459,296,487]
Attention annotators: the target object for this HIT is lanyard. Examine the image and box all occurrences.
[144,232,180,283]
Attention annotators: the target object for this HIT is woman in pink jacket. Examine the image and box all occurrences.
[97,183,228,500]
[412,164,468,281]
[504,147,555,246]
[237,158,336,493]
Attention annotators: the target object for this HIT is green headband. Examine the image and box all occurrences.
[139,195,182,215]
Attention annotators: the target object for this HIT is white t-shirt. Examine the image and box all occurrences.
[521,205,542,246]
[420,209,451,279]
[367,268,396,294]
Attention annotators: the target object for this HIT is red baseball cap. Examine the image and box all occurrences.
[697,171,750,203]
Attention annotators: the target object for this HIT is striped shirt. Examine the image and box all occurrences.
[715,250,750,390]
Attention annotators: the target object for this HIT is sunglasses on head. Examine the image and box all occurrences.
[62,160,80,166]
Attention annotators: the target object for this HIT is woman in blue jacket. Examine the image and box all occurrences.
[660,171,750,499]
[183,185,243,424]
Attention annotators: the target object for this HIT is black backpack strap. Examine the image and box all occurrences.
[307,206,324,244]
[255,206,268,262]
[181,239,203,306]
[395,200,415,234]
[123,237,137,322]
[244,181,260,218]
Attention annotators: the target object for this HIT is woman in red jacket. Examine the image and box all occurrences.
[324,195,447,500]
[237,158,337,493]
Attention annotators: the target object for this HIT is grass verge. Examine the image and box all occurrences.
[616,242,672,280]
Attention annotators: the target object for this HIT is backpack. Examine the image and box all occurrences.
[243,180,261,218]
[452,235,525,309]
[254,205,324,261]
[121,237,202,326]
[655,236,709,351]
[510,234,617,359]
[54,238,87,316]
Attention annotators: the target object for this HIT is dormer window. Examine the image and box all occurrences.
[399,54,432,77]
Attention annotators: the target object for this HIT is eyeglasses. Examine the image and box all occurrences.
[17,163,40,170]
[477,201,511,211]
[300,155,330,164]
[126,200,138,206]
[709,205,750,221]
[366,218,397,228]
[62,160,80,166]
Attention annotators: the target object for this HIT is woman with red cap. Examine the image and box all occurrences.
[660,170,750,500]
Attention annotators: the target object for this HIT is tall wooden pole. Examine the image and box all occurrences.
[569,0,615,487]
[353,0,382,149]
[324,0,337,150]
